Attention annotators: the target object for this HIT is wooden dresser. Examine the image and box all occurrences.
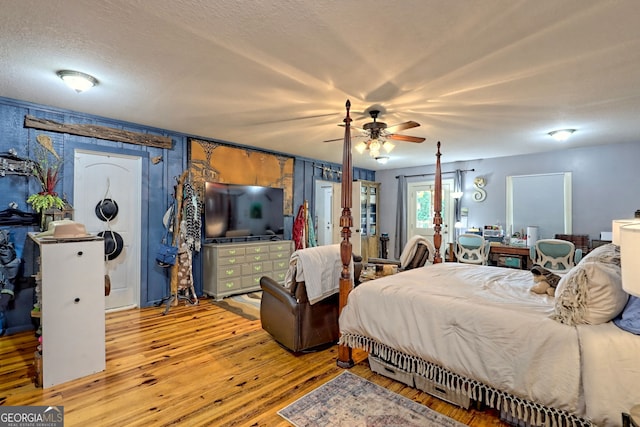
[202,240,292,300]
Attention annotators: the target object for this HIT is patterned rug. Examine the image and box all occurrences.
[211,292,261,320]
[278,371,465,427]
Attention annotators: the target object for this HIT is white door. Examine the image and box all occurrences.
[314,180,334,246]
[407,179,455,254]
[331,181,362,256]
[74,150,142,310]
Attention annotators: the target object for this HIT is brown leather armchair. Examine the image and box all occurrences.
[260,256,362,353]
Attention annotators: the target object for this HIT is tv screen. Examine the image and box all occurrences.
[204,182,285,240]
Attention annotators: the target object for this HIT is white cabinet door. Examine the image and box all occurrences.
[40,240,106,388]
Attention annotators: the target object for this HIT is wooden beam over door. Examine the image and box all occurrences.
[24,115,173,149]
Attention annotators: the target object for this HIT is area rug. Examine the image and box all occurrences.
[278,371,465,427]
[211,292,261,320]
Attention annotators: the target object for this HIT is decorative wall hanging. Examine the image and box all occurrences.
[188,138,294,215]
[314,164,342,181]
[473,177,487,202]
[24,115,172,149]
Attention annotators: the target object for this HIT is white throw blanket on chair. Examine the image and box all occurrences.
[399,235,436,268]
[285,244,352,305]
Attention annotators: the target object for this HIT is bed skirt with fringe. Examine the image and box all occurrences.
[340,333,592,427]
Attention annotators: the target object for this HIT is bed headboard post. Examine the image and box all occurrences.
[433,141,443,263]
[337,100,355,369]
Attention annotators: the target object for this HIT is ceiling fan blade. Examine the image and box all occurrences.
[323,135,366,143]
[338,123,366,132]
[387,134,425,143]
[385,120,420,133]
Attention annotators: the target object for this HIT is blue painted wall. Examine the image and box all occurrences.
[0,96,374,334]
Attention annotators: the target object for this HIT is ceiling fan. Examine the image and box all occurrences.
[323,110,425,159]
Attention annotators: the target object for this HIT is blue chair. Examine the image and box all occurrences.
[456,234,490,265]
[530,239,582,272]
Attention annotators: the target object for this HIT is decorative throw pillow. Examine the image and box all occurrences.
[578,243,621,267]
[614,296,640,335]
[552,244,628,326]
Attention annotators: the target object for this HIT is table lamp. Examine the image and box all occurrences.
[612,219,640,246]
[620,223,640,297]
[620,223,640,427]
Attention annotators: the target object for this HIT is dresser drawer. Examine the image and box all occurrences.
[270,242,291,253]
[269,250,289,261]
[218,246,245,257]
[217,265,242,279]
[217,255,245,266]
[245,244,269,255]
[219,278,242,292]
[242,275,262,289]
[242,262,265,276]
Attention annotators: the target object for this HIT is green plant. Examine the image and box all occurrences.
[26,192,65,213]
[26,141,65,222]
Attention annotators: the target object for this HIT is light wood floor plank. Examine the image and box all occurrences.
[0,298,508,426]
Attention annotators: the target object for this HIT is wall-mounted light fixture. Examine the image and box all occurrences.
[57,70,98,93]
[548,129,576,142]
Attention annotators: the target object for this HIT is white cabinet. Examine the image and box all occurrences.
[331,180,380,261]
[203,240,292,300]
[36,239,106,388]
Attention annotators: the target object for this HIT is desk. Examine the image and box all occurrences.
[489,244,532,270]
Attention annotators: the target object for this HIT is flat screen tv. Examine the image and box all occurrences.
[204,182,285,241]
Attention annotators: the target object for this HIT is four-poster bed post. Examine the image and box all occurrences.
[337,100,444,368]
[432,141,443,264]
[337,100,354,368]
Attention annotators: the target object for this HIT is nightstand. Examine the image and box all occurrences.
[623,404,640,427]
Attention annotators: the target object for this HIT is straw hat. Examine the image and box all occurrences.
[51,222,92,240]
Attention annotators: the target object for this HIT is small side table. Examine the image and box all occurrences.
[623,404,640,427]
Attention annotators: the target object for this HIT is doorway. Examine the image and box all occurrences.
[314,180,334,246]
[74,150,142,311]
[407,178,455,253]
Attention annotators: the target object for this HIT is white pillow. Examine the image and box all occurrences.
[552,244,628,325]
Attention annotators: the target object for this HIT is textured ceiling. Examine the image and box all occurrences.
[1,0,640,170]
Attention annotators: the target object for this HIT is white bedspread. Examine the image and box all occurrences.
[338,262,640,426]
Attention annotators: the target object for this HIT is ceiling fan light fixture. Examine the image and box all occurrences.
[375,156,389,165]
[355,141,367,154]
[57,70,98,93]
[382,141,395,153]
[548,129,575,142]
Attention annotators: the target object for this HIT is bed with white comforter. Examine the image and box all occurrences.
[339,262,640,427]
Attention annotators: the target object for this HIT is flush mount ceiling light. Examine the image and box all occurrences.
[56,70,98,93]
[375,156,389,165]
[548,129,576,142]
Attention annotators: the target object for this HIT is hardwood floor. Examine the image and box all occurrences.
[0,299,509,426]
